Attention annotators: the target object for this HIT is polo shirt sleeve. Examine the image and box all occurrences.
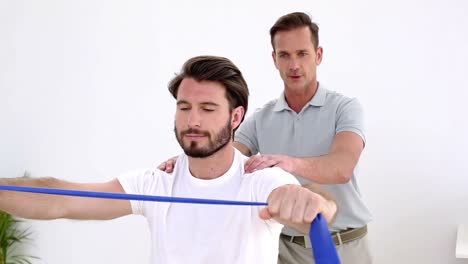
[235,112,260,155]
[336,97,366,145]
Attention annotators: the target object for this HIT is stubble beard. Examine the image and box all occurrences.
[175,119,232,158]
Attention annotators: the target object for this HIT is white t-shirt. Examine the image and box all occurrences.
[118,149,299,264]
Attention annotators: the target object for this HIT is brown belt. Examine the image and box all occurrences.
[280,225,367,248]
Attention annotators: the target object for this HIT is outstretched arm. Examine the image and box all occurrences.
[0,177,131,220]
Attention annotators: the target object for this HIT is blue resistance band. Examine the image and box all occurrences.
[0,185,340,264]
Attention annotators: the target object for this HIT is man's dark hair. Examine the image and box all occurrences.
[269,12,319,50]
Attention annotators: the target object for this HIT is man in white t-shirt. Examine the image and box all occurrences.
[0,55,336,263]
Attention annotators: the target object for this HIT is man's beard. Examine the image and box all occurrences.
[175,119,232,158]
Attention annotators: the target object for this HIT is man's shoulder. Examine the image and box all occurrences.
[117,168,175,197]
[323,87,355,105]
[252,98,280,115]
[118,168,173,183]
[246,167,299,185]
[118,169,155,179]
[241,98,281,125]
[318,88,362,116]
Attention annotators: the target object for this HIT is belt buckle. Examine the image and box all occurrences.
[335,232,343,246]
[292,235,312,248]
[303,235,312,248]
[283,234,312,249]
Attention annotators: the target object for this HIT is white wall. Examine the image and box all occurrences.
[1,0,467,263]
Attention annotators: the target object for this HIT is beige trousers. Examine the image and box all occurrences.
[277,234,373,264]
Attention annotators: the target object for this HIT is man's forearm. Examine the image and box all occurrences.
[290,131,363,184]
[0,177,72,219]
[291,152,356,184]
[303,183,338,225]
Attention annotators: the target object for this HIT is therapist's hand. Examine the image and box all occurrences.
[157,156,179,173]
[244,154,296,174]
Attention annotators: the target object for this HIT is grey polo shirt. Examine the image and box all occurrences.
[235,84,372,234]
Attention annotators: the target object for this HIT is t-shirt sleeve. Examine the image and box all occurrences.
[336,97,366,145]
[235,112,260,155]
[117,169,161,216]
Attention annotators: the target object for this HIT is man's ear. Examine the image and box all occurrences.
[272,51,279,69]
[316,46,323,65]
[231,106,245,130]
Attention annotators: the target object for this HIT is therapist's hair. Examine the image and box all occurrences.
[270,12,320,50]
[168,55,249,121]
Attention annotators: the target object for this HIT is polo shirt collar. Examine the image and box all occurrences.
[309,84,326,107]
[273,84,327,112]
